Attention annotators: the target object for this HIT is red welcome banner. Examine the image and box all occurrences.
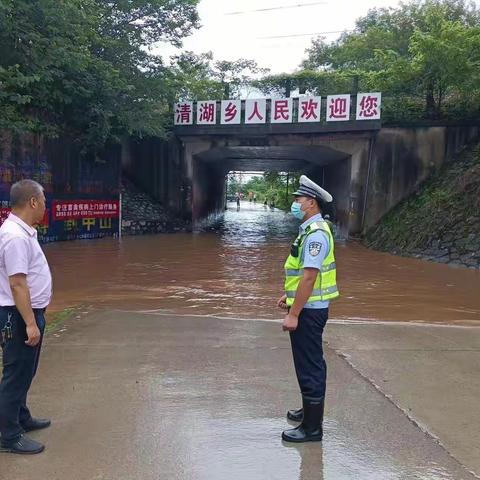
[52,200,119,220]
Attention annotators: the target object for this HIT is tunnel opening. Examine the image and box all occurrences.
[191,144,353,237]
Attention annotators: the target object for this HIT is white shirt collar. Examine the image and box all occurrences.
[7,213,37,237]
[299,213,324,234]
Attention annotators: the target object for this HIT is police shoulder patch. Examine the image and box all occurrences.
[308,242,321,257]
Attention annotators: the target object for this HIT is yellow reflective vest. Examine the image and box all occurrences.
[284,220,339,306]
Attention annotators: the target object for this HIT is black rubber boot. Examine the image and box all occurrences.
[282,396,324,443]
[287,407,303,422]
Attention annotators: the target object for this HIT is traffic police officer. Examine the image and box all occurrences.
[277,175,339,443]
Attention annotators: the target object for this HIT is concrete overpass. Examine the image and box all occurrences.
[175,115,381,237]
[123,98,479,237]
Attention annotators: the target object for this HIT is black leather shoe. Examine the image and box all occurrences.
[0,435,45,454]
[21,417,51,432]
[287,408,303,422]
[282,397,324,443]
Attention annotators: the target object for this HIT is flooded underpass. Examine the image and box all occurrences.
[45,201,480,325]
[5,202,479,480]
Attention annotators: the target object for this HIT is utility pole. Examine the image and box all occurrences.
[285,78,292,98]
[225,174,228,209]
[285,173,289,204]
[352,75,359,94]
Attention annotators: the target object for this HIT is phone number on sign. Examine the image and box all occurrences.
[52,200,119,220]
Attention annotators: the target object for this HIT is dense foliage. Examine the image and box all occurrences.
[0,0,200,148]
[227,172,300,211]
[1,0,479,152]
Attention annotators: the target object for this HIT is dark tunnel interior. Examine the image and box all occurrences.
[192,145,353,236]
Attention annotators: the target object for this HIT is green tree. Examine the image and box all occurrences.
[213,59,269,98]
[0,0,199,148]
[170,51,268,101]
[169,51,224,101]
[226,173,242,196]
[238,171,299,211]
[408,10,480,116]
[299,0,480,120]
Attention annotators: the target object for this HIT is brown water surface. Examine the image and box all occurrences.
[44,202,480,325]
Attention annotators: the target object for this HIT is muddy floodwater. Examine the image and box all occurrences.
[45,202,480,325]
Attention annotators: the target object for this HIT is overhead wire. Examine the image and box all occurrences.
[257,30,351,39]
[225,2,327,16]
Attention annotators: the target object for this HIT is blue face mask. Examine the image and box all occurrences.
[290,202,305,220]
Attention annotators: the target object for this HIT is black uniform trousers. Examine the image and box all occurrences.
[289,308,328,400]
[0,307,46,442]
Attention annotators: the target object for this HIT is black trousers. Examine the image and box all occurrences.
[0,307,45,442]
[289,308,328,400]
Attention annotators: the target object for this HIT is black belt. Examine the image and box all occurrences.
[0,306,46,314]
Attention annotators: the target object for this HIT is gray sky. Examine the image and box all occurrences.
[155,0,404,74]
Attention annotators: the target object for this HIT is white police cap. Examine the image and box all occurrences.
[293,175,333,203]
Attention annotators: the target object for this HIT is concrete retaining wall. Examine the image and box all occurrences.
[123,125,479,237]
[363,126,480,231]
[121,137,190,220]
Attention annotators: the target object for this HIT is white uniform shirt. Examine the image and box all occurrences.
[0,213,52,309]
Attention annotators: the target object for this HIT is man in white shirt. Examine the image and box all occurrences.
[0,179,52,455]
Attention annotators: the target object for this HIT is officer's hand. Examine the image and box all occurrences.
[25,324,41,347]
[282,312,299,332]
[277,294,288,310]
